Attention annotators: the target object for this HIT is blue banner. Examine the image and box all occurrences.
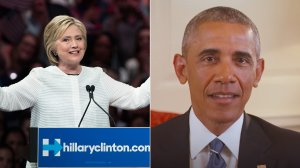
[38,128,150,167]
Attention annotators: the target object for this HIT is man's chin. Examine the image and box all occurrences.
[210,110,243,124]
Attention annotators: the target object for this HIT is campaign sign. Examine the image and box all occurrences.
[38,128,150,167]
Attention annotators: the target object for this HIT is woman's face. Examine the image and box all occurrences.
[93,35,112,61]
[0,148,13,168]
[17,34,38,61]
[55,25,85,68]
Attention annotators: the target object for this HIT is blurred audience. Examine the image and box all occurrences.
[5,33,40,84]
[2,128,27,168]
[20,113,31,145]
[24,0,50,37]
[0,112,6,141]
[131,25,149,86]
[81,0,102,35]
[90,31,119,78]
[0,144,14,168]
[103,0,148,66]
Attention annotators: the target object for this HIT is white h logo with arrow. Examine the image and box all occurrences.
[42,139,62,157]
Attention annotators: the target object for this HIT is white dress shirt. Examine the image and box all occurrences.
[189,108,244,168]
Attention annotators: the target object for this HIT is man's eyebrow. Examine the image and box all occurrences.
[198,49,220,56]
[233,51,252,59]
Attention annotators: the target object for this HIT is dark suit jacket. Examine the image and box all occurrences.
[151,110,300,168]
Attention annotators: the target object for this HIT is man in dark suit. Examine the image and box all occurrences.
[151,6,300,168]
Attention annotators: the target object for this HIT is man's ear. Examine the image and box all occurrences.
[253,58,264,88]
[173,54,188,84]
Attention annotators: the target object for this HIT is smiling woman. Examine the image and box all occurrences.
[43,16,87,74]
[54,25,85,73]
[0,15,150,168]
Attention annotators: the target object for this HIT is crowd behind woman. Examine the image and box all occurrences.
[0,0,149,167]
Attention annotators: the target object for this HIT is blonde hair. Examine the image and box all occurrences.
[43,15,87,65]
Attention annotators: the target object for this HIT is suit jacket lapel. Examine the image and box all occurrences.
[238,113,274,168]
[151,109,190,168]
[174,110,190,167]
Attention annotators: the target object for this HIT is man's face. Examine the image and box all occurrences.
[174,21,264,126]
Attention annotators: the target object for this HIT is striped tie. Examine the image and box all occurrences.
[206,138,226,168]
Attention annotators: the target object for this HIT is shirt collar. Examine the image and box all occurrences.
[53,65,84,77]
[189,108,244,159]
[218,112,244,159]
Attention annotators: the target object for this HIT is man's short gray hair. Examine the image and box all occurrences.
[182,6,260,57]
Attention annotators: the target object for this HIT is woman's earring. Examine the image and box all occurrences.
[51,50,58,57]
